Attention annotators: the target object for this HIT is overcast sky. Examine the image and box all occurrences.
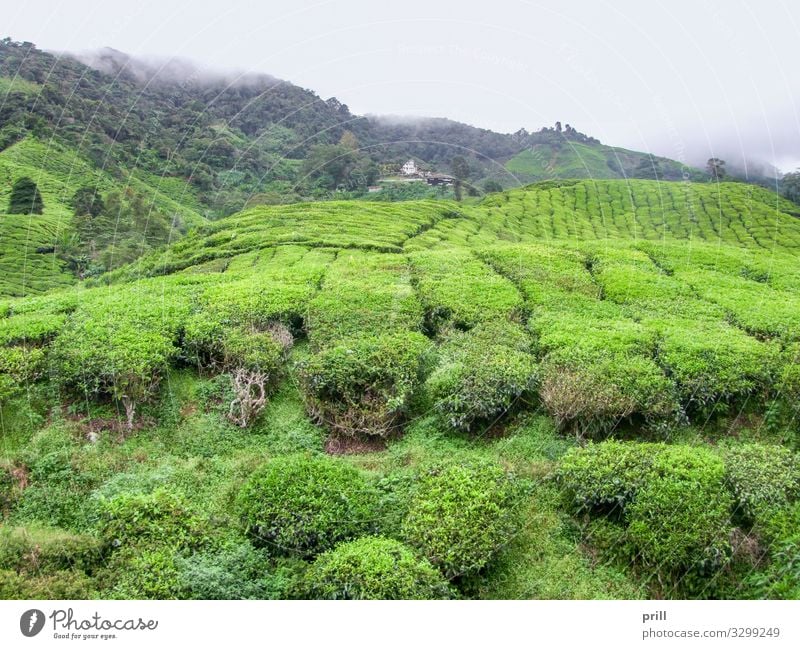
[5,0,800,172]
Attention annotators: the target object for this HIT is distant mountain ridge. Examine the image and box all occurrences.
[1,38,703,213]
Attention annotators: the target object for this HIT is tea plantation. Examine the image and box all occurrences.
[1,178,799,600]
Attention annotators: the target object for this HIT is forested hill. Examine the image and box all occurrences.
[1,38,704,214]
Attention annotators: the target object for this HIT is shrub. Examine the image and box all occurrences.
[302,536,452,599]
[299,332,431,437]
[0,568,94,599]
[555,441,657,516]
[103,547,186,599]
[236,455,378,558]
[306,251,424,347]
[722,444,800,522]
[0,526,102,574]
[176,543,304,599]
[0,346,45,402]
[427,322,536,432]
[50,284,190,429]
[401,461,523,579]
[0,460,21,514]
[97,489,206,551]
[409,249,523,331]
[627,477,733,582]
[627,447,732,581]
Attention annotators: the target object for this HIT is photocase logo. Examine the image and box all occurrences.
[20,609,45,637]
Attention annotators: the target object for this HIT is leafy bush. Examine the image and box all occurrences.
[236,455,378,558]
[102,547,186,599]
[302,536,452,599]
[176,543,304,599]
[0,460,21,513]
[185,319,293,427]
[50,285,190,428]
[401,461,523,579]
[626,447,733,581]
[555,441,657,515]
[427,322,536,431]
[722,444,800,522]
[0,526,102,574]
[0,346,45,401]
[0,568,94,599]
[307,251,424,347]
[299,332,431,437]
[7,176,43,214]
[409,249,523,331]
[627,477,732,582]
[97,489,206,551]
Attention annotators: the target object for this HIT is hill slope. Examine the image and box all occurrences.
[1,178,799,601]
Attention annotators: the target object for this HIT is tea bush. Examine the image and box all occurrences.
[0,525,102,574]
[722,444,800,522]
[97,489,207,551]
[50,283,191,427]
[306,251,423,347]
[236,455,378,558]
[302,536,452,599]
[426,322,536,431]
[298,332,431,437]
[409,249,522,331]
[401,461,523,579]
[555,441,657,515]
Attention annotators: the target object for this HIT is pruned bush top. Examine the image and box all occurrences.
[50,282,191,427]
[236,455,378,558]
[302,536,452,599]
[97,489,206,551]
[299,332,431,437]
[427,321,536,431]
[555,441,657,515]
[722,444,800,522]
[401,461,522,579]
[556,441,734,590]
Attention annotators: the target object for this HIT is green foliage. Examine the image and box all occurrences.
[7,176,43,214]
[302,536,452,599]
[236,455,378,558]
[50,282,190,426]
[555,441,657,515]
[102,547,186,599]
[0,568,94,599]
[627,473,732,582]
[401,461,523,579]
[71,186,104,217]
[409,249,523,331]
[176,543,304,599]
[97,488,206,551]
[427,322,536,431]
[299,332,431,437]
[307,251,423,347]
[560,442,734,592]
[0,526,102,574]
[722,444,800,522]
[0,345,45,401]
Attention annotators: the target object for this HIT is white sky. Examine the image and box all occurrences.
[5,0,800,171]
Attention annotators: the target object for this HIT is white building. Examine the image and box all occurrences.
[401,159,418,175]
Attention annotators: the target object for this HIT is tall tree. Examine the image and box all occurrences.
[451,155,470,202]
[781,170,800,205]
[7,177,44,214]
[706,158,726,181]
[71,186,105,217]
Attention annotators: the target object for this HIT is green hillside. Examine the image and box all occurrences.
[1,179,799,601]
[0,137,205,296]
[505,141,700,183]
